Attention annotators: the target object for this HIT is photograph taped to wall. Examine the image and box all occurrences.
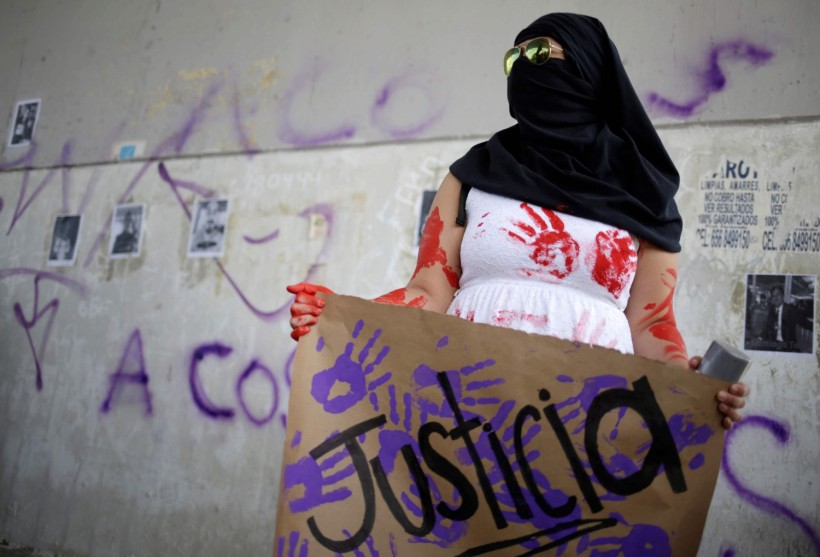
[187,198,229,258]
[7,98,41,147]
[109,203,146,259]
[47,215,82,267]
[744,274,816,354]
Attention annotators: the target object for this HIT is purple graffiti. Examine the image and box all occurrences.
[277,63,357,147]
[5,141,72,236]
[0,268,87,390]
[371,71,445,140]
[158,161,217,218]
[81,155,155,267]
[0,144,36,171]
[647,40,775,118]
[243,229,280,244]
[278,64,445,146]
[214,205,332,316]
[294,202,335,280]
[82,83,223,267]
[723,415,820,555]
[175,81,223,153]
[187,341,286,427]
[159,163,334,321]
[189,342,236,420]
[3,137,109,260]
[77,167,101,214]
[100,329,153,415]
[311,319,391,414]
[236,359,279,426]
[231,84,260,156]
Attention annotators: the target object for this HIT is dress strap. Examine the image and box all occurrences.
[456,183,472,226]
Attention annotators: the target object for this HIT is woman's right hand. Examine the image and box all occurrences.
[286,283,334,341]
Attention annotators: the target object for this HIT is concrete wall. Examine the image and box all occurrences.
[2,0,819,167]
[1,1,818,556]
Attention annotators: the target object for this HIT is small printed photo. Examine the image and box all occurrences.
[744,274,816,354]
[7,99,41,147]
[47,214,82,267]
[109,203,146,258]
[188,198,229,258]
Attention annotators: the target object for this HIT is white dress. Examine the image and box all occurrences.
[446,188,639,353]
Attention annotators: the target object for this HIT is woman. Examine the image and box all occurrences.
[288,13,748,429]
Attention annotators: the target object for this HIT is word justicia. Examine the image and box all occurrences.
[302,373,686,554]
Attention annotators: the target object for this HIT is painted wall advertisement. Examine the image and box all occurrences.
[693,159,818,355]
[695,159,820,253]
[275,295,729,556]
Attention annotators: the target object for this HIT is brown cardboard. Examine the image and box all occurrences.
[275,294,728,556]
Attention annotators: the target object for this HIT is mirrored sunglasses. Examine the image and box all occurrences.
[503,37,564,76]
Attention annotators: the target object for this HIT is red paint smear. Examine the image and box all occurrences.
[493,309,549,328]
[571,310,618,349]
[453,307,475,322]
[639,267,687,360]
[507,204,578,279]
[591,229,637,299]
[373,288,426,308]
[412,207,460,288]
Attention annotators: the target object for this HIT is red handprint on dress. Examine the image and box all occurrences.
[506,203,579,279]
[590,229,637,299]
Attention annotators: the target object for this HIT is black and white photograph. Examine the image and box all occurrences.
[187,198,229,257]
[47,214,82,267]
[7,98,41,147]
[745,274,816,354]
[109,203,146,258]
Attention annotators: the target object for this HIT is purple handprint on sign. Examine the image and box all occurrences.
[585,514,671,557]
[276,530,310,557]
[311,320,391,414]
[283,442,356,514]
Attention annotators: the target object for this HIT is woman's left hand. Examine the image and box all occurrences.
[689,356,749,430]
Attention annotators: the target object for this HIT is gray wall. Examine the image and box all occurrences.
[1,1,818,556]
[2,0,819,167]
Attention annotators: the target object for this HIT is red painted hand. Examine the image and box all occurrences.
[507,204,579,279]
[591,229,637,299]
[286,283,334,341]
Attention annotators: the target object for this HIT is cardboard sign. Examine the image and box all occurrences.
[275,295,727,556]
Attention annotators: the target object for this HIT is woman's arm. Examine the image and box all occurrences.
[372,172,465,313]
[624,242,688,367]
[288,172,466,338]
[625,241,747,429]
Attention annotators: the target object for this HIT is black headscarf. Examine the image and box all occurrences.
[450,13,682,252]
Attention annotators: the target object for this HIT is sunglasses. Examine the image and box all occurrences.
[503,37,564,76]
